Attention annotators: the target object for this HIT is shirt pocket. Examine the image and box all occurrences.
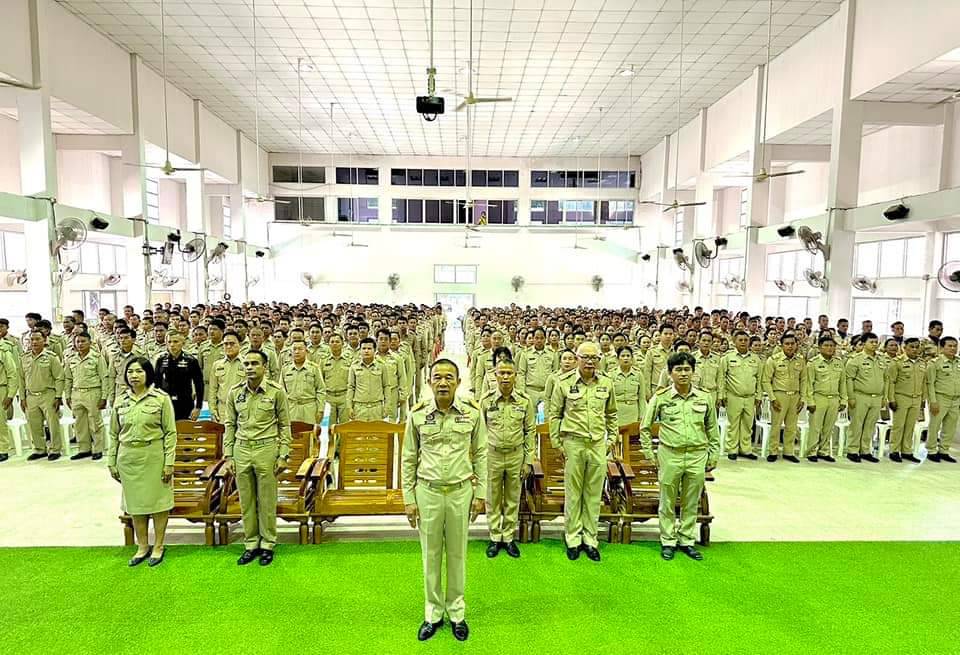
[419,424,443,444]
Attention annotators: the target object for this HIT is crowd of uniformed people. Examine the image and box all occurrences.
[1,301,956,642]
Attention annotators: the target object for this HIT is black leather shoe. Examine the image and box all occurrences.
[47,453,60,461]
[941,453,957,463]
[766,455,778,462]
[452,621,469,641]
[27,453,47,461]
[237,549,260,566]
[846,453,861,463]
[581,545,601,562]
[678,545,704,561]
[486,541,501,558]
[741,453,758,461]
[928,453,941,462]
[566,546,580,561]
[727,454,738,461]
[503,541,521,558]
[147,549,165,567]
[91,453,103,461]
[70,451,92,461]
[806,456,818,462]
[0,454,8,463]
[889,452,902,462]
[661,545,676,560]
[128,548,151,567]
[417,620,443,641]
[783,455,800,463]
[902,454,921,463]
[258,550,274,566]
[861,454,879,463]
[821,455,836,462]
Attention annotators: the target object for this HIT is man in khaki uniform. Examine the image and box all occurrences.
[762,333,806,462]
[481,358,535,559]
[347,338,389,421]
[718,331,762,460]
[109,327,142,406]
[925,336,960,463]
[548,341,618,562]
[20,331,65,461]
[281,341,326,425]
[693,332,720,407]
[209,332,244,422]
[376,329,407,422]
[886,338,926,462]
[389,330,413,420]
[402,358,486,642]
[639,351,720,561]
[0,339,16,461]
[321,334,352,427]
[203,319,226,390]
[224,350,292,566]
[643,325,675,398]
[520,328,557,411]
[804,337,846,461]
[64,332,110,460]
[845,332,885,462]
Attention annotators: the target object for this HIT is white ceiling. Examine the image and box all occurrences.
[0,97,128,134]
[856,53,960,104]
[57,0,844,158]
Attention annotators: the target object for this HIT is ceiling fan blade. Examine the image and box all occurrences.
[920,87,960,93]
[678,201,708,208]
[766,170,806,178]
[455,100,469,112]
[640,200,669,206]
[0,78,40,90]
[473,97,512,103]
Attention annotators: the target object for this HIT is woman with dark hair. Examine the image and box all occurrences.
[107,356,177,567]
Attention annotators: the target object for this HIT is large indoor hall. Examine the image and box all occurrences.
[1,0,960,653]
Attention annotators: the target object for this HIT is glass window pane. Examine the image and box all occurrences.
[547,200,562,224]
[503,200,517,224]
[392,199,407,222]
[99,244,116,273]
[472,170,487,187]
[455,170,466,186]
[4,233,25,270]
[335,168,351,184]
[531,170,548,187]
[548,170,564,187]
[879,239,905,277]
[434,265,455,283]
[423,169,439,186]
[408,199,423,223]
[456,200,469,224]
[299,166,324,184]
[583,170,599,188]
[601,171,619,188]
[905,237,926,277]
[530,200,546,223]
[337,198,352,221]
[440,199,454,223]
[407,169,422,185]
[488,200,502,223]
[565,171,579,188]
[766,253,781,281]
[503,170,518,187]
[855,242,880,278]
[438,169,454,186]
[455,265,476,284]
[425,199,440,223]
[362,168,378,185]
[472,200,487,225]
[782,251,797,280]
[487,170,503,187]
[391,168,406,185]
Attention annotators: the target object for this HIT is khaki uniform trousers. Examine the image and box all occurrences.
[235,439,279,551]
[327,391,349,426]
[415,481,472,623]
[889,394,922,454]
[384,386,399,422]
[806,394,840,457]
[927,396,960,455]
[71,388,106,454]
[657,444,707,547]
[485,444,524,543]
[527,386,545,416]
[288,400,321,426]
[0,386,11,453]
[724,395,756,455]
[849,393,882,455]
[561,437,606,549]
[26,390,62,455]
[769,391,801,456]
[353,400,384,422]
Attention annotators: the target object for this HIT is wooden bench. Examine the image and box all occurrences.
[120,420,226,546]
[214,421,321,545]
[523,423,624,544]
[615,421,714,546]
[310,420,406,543]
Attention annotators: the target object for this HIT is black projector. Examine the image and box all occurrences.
[416,95,444,120]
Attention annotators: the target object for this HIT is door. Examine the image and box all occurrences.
[434,293,474,352]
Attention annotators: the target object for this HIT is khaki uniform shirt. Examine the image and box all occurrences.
[522,347,558,391]
[107,387,177,468]
[64,350,111,399]
[804,355,847,406]
[718,350,763,403]
[0,341,20,399]
[320,352,351,394]
[845,352,887,400]
[643,345,670,398]
[886,355,927,403]
[639,385,721,467]
[224,379,292,460]
[20,348,64,398]
[547,371,618,449]
[377,351,408,404]
[203,341,224,387]
[926,354,960,406]
[281,359,327,409]
[480,387,536,467]
[762,352,807,396]
[347,359,389,410]
[611,367,645,426]
[209,356,244,420]
[401,397,488,505]
[693,350,720,393]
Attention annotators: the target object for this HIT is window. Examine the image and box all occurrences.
[423,169,439,186]
[503,170,518,187]
[471,200,517,225]
[600,171,620,188]
[763,296,820,319]
[407,169,423,185]
[439,169,454,186]
[673,209,685,247]
[82,291,128,322]
[945,232,960,262]
[767,250,818,282]
[600,200,634,224]
[531,170,548,188]
[337,197,378,223]
[391,169,478,186]
[434,265,477,284]
[582,170,599,189]
[275,197,325,221]
[272,165,324,184]
[77,241,124,275]
[335,167,378,185]
[562,200,595,223]
[391,168,406,185]
[531,169,635,188]
[856,237,926,278]
[472,170,487,187]
[0,232,26,270]
[487,170,502,187]
[853,298,921,330]
[145,174,160,223]
[391,198,407,223]
[530,200,597,224]
[424,199,440,223]
[221,198,232,239]
[739,188,749,228]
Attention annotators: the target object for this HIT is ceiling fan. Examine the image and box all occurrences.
[726,0,805,184]
[124,0,205,177]
[247,0,288,206]
[642,1,706,214]
[923,87,960,108]
[455,0,512,113]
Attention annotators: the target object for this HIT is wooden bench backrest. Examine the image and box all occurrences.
[619,422,659,488]
[331,420,404,491]
[174,420,224,494]
[278,421,315,496]
[536,423,565,492]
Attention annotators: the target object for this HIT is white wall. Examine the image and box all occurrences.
[240,134,269,197]
[56,150,112,213]
[667,114,701,190]
[640,139,666,200]
[199,106,238,183]
[158,179,185,230]
[0,0,32,85]
[138,61,196,163]
[0,115,22,194]
[704,75,757,170]
[858,125,942,206]
[781,162,830,222]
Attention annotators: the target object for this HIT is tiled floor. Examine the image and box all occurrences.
[3,328,959,548]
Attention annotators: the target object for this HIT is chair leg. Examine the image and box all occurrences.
[621,523,632,545]
[531,521,541,543]
[299,522,308,545]
[699,522,711,547]
[518,519,528,544]
[218,522,229,545]
[122,519,134,546]
[312,520,322,544]
[204,522,215,547]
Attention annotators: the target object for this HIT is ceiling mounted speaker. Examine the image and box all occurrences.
[777,225,796,238]
[90,216,109,230]
[883,203,909,220]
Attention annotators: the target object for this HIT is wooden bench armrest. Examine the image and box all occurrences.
[529,460,544,478]
[295,457,316,479]
[606,460,621,478]
[201,459,227,480]
[309,458,330,480]
[618,462,636,479]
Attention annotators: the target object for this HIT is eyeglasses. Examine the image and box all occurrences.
[578,355,601,362]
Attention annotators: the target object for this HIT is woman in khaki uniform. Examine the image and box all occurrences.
[611,346,645,428]
[108,357,177,568]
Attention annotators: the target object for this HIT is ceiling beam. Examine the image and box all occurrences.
[860,101,945,126]
[769,144,831,162]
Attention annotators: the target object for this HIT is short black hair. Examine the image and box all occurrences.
[667,352,696,372]
[209,318,226,331]
[861,332,878,342]
[125,356,156,388]
[615,345,633,356]
[222,330,240,342]
[359,337,376,348]
[25,312,42,321]
[940,336,957,347]
[430,358,460,378]
[930,320,943,330]
[491,346,513,364]
[245,350,268,365]
[904,337,920,346]
[818,336,836,346]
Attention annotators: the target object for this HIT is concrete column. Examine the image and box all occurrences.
[517,164,531,225]
[743,227,766,315]
[122,55,150,310]
[940,103,955,191]
[742,68,770,312]
[922,231,943,329]
[18,0,58,320]
[821,0,861,320]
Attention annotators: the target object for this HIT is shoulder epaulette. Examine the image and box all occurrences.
[466,398,481,410]
[655,386,672,395]
[558,369,577,380]
[412,399,428,412]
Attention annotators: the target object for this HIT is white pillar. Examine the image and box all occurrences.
[122,55,150,310]
[743,227,766,315]
[940,103,955,191]
[821,0,861,321]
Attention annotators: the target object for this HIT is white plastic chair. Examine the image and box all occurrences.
[59,408,75,456]
[756,396,773,458]
[874,415,892,458]
[7,417,26,456]
[718,405,729,455]
[835,407,851,457]
[797,406,811,457]
[912,406,930,458]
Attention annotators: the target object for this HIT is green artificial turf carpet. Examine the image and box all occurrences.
[2,540,958,654]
